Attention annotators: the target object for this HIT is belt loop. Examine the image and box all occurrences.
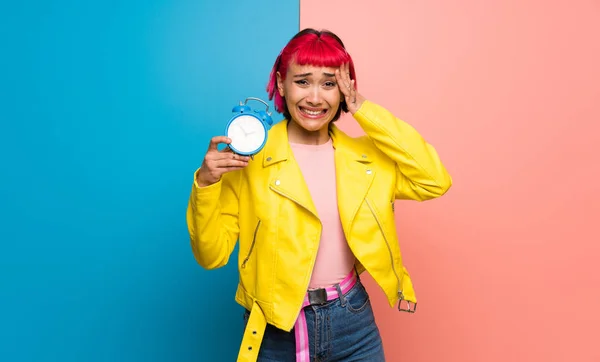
[335,283,346,307]
[354,265,361,282]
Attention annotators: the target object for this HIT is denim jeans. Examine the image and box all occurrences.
[243,279,385,361]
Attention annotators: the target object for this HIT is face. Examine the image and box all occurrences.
[277,62,342,138]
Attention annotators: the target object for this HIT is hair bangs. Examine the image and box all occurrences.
[292,38,350,69]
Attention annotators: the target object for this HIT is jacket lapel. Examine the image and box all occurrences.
[260,121,374,225]
[262,121,318,217]
[331,124,375,236]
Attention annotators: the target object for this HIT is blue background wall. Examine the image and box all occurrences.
[1,1,298,361]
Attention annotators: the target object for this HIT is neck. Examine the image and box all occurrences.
[286,120,331,145]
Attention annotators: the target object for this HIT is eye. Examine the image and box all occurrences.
[324,81,337,88]
[294,79,309,86]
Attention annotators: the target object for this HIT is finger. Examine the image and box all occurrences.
[335,68,343,88]
[347,66,354,89]
[342,63,352,90]
[338,64,349,83]
[220,145,239,156]
[336,68,350,97]
[227,151,250,161]
[216,159,249,168]
[219,166,248,173]
[343,62,350,81]
[209,151,250,162]
[207,136,232,151]
[335,68,343,85]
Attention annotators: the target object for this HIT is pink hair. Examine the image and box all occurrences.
[266,29,357,117]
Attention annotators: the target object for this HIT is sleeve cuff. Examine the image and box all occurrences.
[353,100,378,123]
[191,168,222,201]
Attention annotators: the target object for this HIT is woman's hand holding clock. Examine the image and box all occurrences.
[196,136,250,187]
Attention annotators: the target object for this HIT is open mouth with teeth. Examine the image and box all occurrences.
[299,107,328,118]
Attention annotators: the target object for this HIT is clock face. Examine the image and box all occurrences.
[227,114,267,154]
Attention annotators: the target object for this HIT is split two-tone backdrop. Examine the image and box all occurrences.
[2,0,599,361]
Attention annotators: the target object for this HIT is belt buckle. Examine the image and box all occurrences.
[308,288,328,305]
[398,299,417,313]
[397,291,417,313]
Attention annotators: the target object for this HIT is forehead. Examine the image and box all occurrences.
[287,61,337,76]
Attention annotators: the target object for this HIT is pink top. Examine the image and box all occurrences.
[290,139,356,289]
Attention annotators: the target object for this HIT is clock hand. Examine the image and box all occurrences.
[238,124,250,136]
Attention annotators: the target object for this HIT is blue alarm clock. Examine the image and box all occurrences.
[225,97,273,156]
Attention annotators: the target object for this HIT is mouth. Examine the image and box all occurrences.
[299,106,328,119]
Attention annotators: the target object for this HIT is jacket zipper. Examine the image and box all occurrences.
[241,219,261,268]
[365,199,403,300]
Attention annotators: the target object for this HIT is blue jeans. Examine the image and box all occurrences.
[243,279,385,361]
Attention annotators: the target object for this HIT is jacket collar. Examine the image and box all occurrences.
[261,120,290,167]
[261,119,375,233]
[261,120,373,166]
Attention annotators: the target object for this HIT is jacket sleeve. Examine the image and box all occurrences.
[353,100,452,201]
[186,169,241,269]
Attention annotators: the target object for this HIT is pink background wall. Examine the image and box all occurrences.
[301,1,600,361]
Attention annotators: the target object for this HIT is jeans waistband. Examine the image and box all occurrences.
[295,270,358,362]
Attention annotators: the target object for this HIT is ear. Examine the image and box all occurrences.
[276,71,285,97]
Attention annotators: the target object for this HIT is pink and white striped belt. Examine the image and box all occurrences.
[294,271,358,362]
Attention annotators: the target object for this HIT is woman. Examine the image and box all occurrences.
[187,28,452,362]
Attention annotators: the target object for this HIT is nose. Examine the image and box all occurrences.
[306,85,322,106]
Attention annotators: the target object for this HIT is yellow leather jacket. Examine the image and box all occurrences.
[186,100,452,361]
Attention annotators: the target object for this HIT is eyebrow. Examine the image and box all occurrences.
[293,72,336,78]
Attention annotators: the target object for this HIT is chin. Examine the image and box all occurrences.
[296,118,331,132]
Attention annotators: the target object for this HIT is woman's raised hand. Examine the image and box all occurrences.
[195,136,250,187]
[335,62,365,114]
